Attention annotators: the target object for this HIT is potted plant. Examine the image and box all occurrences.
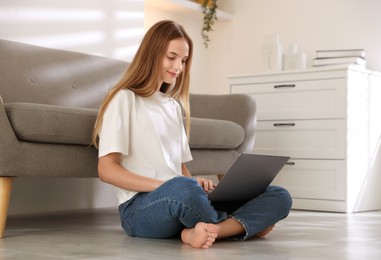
[199,0,218,48]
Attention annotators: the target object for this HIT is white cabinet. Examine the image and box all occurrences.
[229,65,381,212]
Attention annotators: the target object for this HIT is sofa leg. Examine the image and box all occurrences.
[0,177,13,238]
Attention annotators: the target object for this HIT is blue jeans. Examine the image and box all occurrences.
[119,176,292,240]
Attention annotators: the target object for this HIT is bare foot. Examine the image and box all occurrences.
[255,224,275,237]
[181,222,219,249]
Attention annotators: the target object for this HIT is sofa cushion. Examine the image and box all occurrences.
[5,103,97,145]
[5,103,245,149]
[189,117,244,149]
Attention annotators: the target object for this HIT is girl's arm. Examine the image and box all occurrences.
[182,163,215,192]
[98,152,164,192]
[182,163,192,177]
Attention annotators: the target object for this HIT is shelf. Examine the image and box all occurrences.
[145,0,233,21]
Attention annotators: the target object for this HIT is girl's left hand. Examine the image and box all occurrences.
[195,177,216,193]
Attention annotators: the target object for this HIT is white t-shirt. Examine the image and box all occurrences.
[98,89,193,205]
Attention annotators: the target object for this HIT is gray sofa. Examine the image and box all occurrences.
[0,39,256,238]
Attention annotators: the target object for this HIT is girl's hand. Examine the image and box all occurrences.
[195,177,216,193]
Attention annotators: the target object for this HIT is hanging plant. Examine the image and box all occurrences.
[200,0,218,48]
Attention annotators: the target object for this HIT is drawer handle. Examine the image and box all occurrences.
[273,123,295,127]
[274,84,295,88]
[286,162,295,166]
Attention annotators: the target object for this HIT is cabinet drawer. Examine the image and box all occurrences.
[272,159,346,201]
[253,119,346,159]
[230,78,346,120]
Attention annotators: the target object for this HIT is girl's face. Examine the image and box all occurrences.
[158,38,189,89]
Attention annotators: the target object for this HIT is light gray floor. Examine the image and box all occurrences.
[1,208,380,259]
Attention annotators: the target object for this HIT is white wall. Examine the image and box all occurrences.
[0,0,145,216]
[0,0,144,61]
[209,0,381,93]
[147,0,381,94]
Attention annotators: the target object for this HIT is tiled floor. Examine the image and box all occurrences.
[1,209,380,259]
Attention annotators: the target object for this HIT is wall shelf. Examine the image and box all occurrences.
[145,0,233,21]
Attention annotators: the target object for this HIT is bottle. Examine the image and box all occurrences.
[261,35,283,72]
[283,43,307,70]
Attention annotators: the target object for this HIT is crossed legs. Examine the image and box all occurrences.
[119,177,292,249]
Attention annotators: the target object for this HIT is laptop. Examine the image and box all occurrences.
[207,153,290,201]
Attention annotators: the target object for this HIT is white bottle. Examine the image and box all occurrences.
[261,35,283,72]
[283,43,307,70]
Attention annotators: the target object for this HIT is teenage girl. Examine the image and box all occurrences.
[92,20,292,249]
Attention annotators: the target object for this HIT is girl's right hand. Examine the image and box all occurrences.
[195,177,216,193]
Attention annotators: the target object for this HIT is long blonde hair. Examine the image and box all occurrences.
[92,20,193,148]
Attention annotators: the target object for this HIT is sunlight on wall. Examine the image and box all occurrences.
[16,32,107,49]
[0,8,105,21]
[111,11,145,59]
[346,71,381,212]
[0,0,144,62]
[113,10,144,20]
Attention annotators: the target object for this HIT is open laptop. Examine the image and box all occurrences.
[207,153,290,202]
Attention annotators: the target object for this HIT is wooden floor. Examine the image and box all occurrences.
[1,208,381,259]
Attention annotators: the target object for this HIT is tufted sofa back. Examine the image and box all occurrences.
[0,39,128,109]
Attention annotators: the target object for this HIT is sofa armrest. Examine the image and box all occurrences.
[0,98,21,176]
[189,93,256,153]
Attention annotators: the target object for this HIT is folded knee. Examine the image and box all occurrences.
[268,185,293,212]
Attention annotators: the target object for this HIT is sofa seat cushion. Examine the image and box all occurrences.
[5,103,245,149]
[5,103,97,145]
[189,117,244,149]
